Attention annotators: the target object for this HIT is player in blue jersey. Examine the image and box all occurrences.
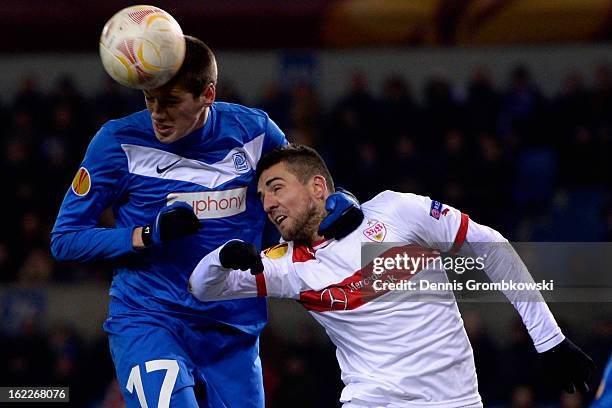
[51,36,363,408]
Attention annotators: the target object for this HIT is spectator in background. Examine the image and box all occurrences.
[561,127,601,188]
[466,67,500,135]
[13,75,47,128]
[422,71,463,148]
[471,135,514,230]
[216,80,244,105]
[429,129,473,216]
[554,70,591,139]
[386,134,426,195]
[378,75,420,155]
[591,64,612,188]
[463,311,501,404]
[591,64,612,130]
[1,306,53,387]
[510,385,536,408]
[257,83,291,131]
[498,65,544,147]
[39,103,82,206]
[500,318,541,400]
[93,77,132,127]
[327,70,376,184]
[49,76,87,128]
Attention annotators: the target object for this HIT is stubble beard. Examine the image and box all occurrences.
[281,199,326,245]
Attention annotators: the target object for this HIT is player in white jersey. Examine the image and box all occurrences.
[189,145,594,407]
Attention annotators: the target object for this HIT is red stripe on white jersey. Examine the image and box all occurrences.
[299,245,440,312]
[450,213,469,254]
[256,272,267,297]
[292,244,317,263]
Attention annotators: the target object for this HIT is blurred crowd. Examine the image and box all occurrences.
[2,63,612,283]
[0,63,611,406]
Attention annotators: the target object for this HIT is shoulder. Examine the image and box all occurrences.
[93,110,160,151]
[83,111,153,166]
[101,110,151,135]
[364,190,429,213]
[213,102,270,125]
[212,102,286,148]
[361,191,439,234]
[262,242,290,260]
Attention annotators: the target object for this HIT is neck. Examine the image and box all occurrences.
[305,204,327,246]
[196,106,210,130]
[295,232,325,248]
[309,232,326,246]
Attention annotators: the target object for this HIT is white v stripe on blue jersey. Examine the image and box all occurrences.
[121,132,265,187]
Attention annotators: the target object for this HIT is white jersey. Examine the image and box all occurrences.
[190,191,565,408]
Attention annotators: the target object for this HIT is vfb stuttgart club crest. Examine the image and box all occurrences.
[363,219,387,242]
[320,287,348,311]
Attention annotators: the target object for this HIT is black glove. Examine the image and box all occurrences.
[142,202,202,246]
[219,240,264,275]
[318,188,364,240]
[540,338,595,394]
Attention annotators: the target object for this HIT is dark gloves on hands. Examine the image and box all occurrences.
[142,202,201,246]
[219,240,264,275]
[541,338,595,394]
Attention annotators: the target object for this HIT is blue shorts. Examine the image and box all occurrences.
[103,297,264,408]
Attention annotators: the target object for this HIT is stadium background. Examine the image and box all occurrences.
[0,0,611,406]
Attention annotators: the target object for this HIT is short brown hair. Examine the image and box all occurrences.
[256,144,335,192]
[163,35,218,96]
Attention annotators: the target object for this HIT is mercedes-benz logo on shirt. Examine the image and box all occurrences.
[320,287,348,311]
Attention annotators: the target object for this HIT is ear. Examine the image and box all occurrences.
[202,83,216,107]
[311,175,328,200]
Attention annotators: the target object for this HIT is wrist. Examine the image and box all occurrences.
[132,226,147,249]
[141,225,154,247]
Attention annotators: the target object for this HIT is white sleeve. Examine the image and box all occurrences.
[189,243,300,301]
[384,191,564,352]
[255,244,301,299]
[189,245,259,301]
[385,191,468,252]
[458,219,565,353]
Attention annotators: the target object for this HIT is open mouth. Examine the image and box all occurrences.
[154,122,174,137]
[274,215,287,225]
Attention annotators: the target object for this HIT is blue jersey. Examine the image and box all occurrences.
[51,102,287,334]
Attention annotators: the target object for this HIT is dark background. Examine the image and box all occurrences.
[0,1,611,407]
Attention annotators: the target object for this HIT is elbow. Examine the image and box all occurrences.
[50,233,71,262]
[50,235,62,261]
[188,275,204,301]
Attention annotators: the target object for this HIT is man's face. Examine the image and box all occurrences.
[257,162,327,243]
[144,84,214,143]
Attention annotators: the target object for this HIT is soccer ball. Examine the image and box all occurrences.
[99,5,186,90]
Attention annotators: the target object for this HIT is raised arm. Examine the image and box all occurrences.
[189,240,300,301]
